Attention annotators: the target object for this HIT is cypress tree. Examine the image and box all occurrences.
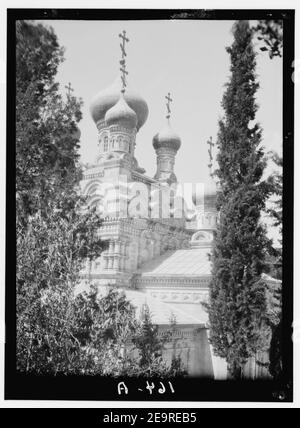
[16,20,83,226]
[206,21,272,379]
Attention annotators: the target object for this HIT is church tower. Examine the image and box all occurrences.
[89,31,148,184]
[88,31,148,218]
[153,93,181,185]
[81,31,191,287]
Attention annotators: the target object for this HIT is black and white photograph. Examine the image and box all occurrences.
[1,4,297,410]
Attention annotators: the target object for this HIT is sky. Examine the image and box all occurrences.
[38,19,282,187]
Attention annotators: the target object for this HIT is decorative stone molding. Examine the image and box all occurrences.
[147,289,209,304]
[135,275,211,289]
[157,326,206,340]
[131,171,157,185]
[190,230,214,248]
[82,170,105,182]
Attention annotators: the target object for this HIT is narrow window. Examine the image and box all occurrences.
[104,136,108,151]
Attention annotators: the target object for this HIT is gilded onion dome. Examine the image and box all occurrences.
[90,77,148,130]
[105,94,138,129]
[152,122,181,152]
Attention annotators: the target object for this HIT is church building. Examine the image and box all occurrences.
[78,31,273,379]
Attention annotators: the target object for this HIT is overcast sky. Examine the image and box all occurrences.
[39,19,282,187]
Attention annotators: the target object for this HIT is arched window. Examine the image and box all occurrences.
[104,136,108,152]
[115,136,122,150]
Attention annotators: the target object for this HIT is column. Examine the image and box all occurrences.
[114,240,120,254]
[120,241,126,271]
[103,251,109,270]
[107,240,114,270]
[113,240,121,271]
[113,257,120,271]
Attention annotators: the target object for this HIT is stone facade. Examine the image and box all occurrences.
[79,75,228,378]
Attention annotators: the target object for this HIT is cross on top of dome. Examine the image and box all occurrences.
[119,30,129,94]
[207,136,214,178]
[165,92,173,120]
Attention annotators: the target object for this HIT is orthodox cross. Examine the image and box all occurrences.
[119,30,129,93]
[207,136,214,177]
[165,92,173,120]
[65,82,73,97]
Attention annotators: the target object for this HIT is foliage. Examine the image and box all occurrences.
[266,154,283,379]
[205,21,272,379]
[269,320,283,381]
[133,306,167,369]
[252,20,283,59]
[16,20,185,378]
[18,259,185,377]
[267,153,283,279]
[73,291,186,377]
[132,306,187,377]
[15,20,102,374]
[16,208,103,373]
[71,287,140,376]
[267,153,283,231]
[16,20,83,228]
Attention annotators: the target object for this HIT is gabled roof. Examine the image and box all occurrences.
[76,282,208,326]
[138,248,212,277]
[124,289,208,326]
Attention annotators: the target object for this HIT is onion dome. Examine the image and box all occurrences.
[90,77,148,130]
[105,95,138,129]
[152,122,181,151]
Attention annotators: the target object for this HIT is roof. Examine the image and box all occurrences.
[76,282,208,326]
[153,121,181,151]
[138,248,212,277]
[105,94,138,129]
[119,288,207,326]
[90,76,148,129]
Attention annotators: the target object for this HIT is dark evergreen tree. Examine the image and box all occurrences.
[132,305,171,376]
[16,20,82,227]
[266,153,283,379]
[267,153,283,280]
[16,21,105,372]
[132,305,186,377]
[269,320,283,382]
[206,21,272,379]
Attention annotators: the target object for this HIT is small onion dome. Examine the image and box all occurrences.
[105,95,138,129]
[90,77,148,130]
[152,122,181,151]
